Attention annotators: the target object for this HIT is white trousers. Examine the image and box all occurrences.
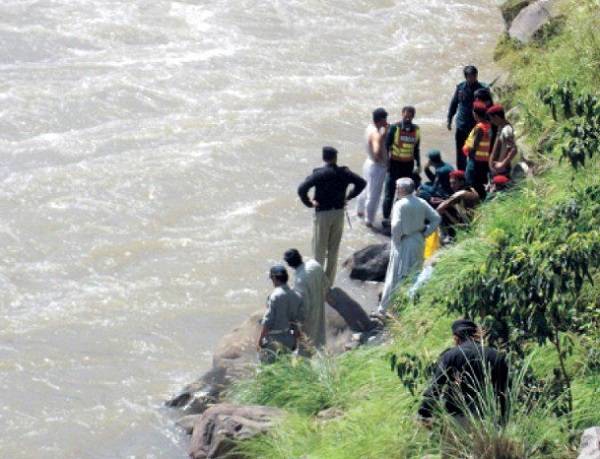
[356,159,387,224]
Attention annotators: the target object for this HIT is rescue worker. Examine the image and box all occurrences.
[463,101,492,199]
[382,106,421,227]
[378,178,440,313]
[258,265,304,363]
[283,249,328,353]
[297,147,366,284]
[356,107,390,228]
[417,319,509,458]
[487,104,517,178]
[418,149,454,204]
[447,65,488,171]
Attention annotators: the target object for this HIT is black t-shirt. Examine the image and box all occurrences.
[297,164,366,212]
[418,340,509,418]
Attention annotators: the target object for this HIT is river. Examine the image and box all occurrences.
[0,0,502,457]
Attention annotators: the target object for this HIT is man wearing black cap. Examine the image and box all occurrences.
[417,319,509,435]
[447,65,488,171]
[418,149,454,204]
[258,265,304,363]
[298,147,366,284]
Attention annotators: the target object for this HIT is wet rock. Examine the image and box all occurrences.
[326,287,376,333]
[578,426,600,459]
[508,0,561,43]
[343,243,389,282]
[176,414,203,435]
[188,404,283,459]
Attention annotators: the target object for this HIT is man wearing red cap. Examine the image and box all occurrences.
[435,170,480,239]
[488,175,511,197]
[462,101,492,199]
[487,104,517,178]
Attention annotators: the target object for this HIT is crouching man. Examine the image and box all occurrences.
[258,265,304,363]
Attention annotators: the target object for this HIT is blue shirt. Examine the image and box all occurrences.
[448,81,487,131]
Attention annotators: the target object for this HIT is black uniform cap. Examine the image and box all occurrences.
[451,319,479,338]
[269,264,288,277]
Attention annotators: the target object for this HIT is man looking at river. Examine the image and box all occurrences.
[378,178,440,314]
[284,248,328,353]
[298,147,366,285]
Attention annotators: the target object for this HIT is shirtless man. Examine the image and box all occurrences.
[435,170,480,239]
[487,104,517,178]
[357,108,389,227]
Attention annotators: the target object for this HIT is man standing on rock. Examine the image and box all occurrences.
[258,265,304,363]
[284,248,328,353]
[447,65,487,171]
[382,106,421,228]
[356,107,389,228]
[378,178,440,314]
[298,146,366,285]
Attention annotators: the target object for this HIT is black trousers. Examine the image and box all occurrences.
[465,159,489,200]
[455,128,471,171]
[382,160,414,220]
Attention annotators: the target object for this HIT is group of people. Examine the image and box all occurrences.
[255,65,512,445]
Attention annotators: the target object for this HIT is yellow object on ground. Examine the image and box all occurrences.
[424,229,441,260]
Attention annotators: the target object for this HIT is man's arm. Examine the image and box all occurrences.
[297,172,317,208]
[447,86,459,130]
[422,201,442,238]
[497,128,518,170]
[469,128,483,160]
[418,355,449,419]
[489,131,501,171]
[414,129,421,170]
[385,124,397,153]
[436,190,466,213]
[344,169,367,201]
[424,163,435,182]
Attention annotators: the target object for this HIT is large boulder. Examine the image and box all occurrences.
[508,0,561,43]
[343,243,389,282]
[167,289,375,413]
[188,404,283,459]
[578,426,600,459]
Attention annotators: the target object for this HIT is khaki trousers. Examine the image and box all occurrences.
[312,209,344,285]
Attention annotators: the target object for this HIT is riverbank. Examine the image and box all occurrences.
[171,0,600,457]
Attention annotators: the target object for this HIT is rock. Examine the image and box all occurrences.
[508,0,561,43]
[343,243,389,282]
[578,426,600,459]
[500,0,534,28]
[326,287,376,333]
[176,414,203,435]
[188,404,283,459]
[316,407,344,421]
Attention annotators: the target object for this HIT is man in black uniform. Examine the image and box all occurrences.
[447,66,488,171]
[297,147,366,285]
[418,319,509,428]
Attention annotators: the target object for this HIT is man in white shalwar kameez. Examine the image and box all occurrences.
[378,178,441,314]
[284,248,328,350]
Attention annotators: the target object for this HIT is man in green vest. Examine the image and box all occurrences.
[382,106,421,227]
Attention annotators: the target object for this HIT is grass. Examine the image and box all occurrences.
[224,1,600,457]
